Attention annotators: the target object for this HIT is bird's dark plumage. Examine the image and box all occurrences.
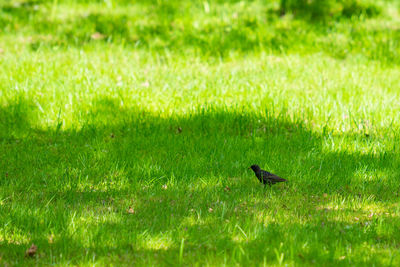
[249,164,287,186]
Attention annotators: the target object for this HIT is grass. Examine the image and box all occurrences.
[1,0,400,266]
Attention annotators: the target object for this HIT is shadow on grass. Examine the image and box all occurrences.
[2,184,400,265]
[1,97,400,265]
[2,1,399,64]
[3,191,400,266]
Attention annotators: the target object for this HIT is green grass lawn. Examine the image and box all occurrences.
[1,0,400,266]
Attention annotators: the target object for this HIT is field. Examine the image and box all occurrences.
[1,0,400,266]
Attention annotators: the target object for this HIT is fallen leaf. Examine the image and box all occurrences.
[354,217,359,221]
[323,193,328,198]
[208,207,213,213]
[91,32,105,40]
[224,186,231,192]
[127,207,135,214]
[25,244,37,257]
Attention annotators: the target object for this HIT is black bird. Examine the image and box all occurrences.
[249,164,287,186]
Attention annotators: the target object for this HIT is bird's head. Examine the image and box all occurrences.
[249,164,261,173]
